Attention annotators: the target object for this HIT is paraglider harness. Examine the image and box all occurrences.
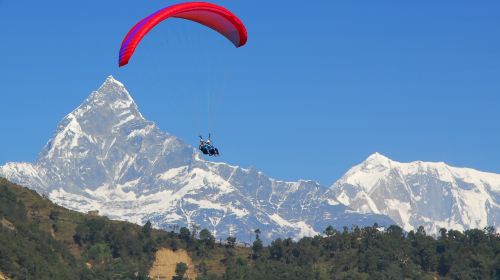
[199,134,220,157]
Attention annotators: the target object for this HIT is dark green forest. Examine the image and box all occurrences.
[0,178,499,280]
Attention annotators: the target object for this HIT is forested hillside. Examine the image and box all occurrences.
[0,178,163,279]
[0,178,499,280]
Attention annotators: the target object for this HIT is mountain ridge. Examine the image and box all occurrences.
[0,76,393,243]
[328,152,500,234]
[2,76,498,239]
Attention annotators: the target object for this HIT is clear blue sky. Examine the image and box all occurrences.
[1,0,499,185]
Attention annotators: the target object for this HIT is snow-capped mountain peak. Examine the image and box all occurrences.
[366,152,391,163]
[32,76,192,194]
[82,75,143,120]
[0,76,393,243]
[93,75,136,105]
[340,152,394,193]
[362,152,396,171]
[42,75,145,161]
[1,76,497,240]
[329,154,500,234]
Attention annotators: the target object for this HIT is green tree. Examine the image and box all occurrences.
[196,261,209,277]
[87,243,112,264]
[252,238,263,260]
[180,227,191,242]
[173,262,188,280]
[324,225,336,237]
[254,228,261,240]
[199,229,215,248]
[142,220,152,238]
[226,236,236,248]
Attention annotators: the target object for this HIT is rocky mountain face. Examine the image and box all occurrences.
[328,153,500,234]
[0,76,392,243]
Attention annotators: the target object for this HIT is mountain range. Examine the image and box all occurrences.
[329,152,500,233]
[0,76,391,243]
[1,76,498,242]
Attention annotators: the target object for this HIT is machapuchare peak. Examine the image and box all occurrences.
[0,76,395,243]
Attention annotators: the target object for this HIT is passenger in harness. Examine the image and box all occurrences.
[199,134,220,157]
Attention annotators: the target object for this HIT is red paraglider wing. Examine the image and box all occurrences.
[119,2,248,67]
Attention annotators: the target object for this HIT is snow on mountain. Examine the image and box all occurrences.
[328,152,500,234]
[0,76,392,243]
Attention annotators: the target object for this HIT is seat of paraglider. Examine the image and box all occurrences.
[199,135,220,157]
[199,143,219,157]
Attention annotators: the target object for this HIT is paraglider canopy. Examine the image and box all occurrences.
[119,1,248,67]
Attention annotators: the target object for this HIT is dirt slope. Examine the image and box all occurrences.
[0,272,10,280]
[149,248,197,280]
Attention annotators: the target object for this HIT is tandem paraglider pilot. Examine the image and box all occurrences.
[199,134,220,157]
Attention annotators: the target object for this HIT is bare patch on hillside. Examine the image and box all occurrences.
[0,271,11,280]
[1,218,15,231]
[149,248,197,280]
